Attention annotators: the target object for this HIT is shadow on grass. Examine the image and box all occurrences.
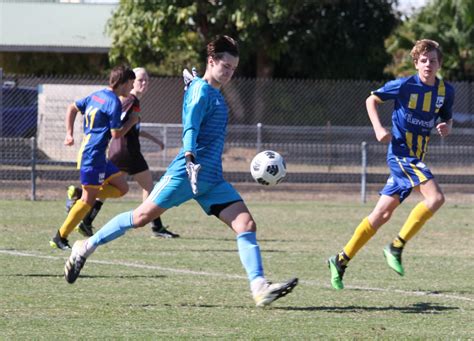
[182,236,297,243]
[1,273,166,279]
[110,302,460,312]
[276,302,459,314]
[176,303,247,309]
[149,248,286,253]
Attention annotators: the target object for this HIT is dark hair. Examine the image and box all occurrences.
[109,64,136,89]
[207,35,239,61]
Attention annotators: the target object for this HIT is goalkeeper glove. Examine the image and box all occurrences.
[185,154,201,195]
[183,67,199,91]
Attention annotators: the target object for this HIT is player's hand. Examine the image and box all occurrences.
[436,122,451,137]
[183,67,199,91]
[185,154,201,195]
[375,127,392,143]
[64,134,74,146]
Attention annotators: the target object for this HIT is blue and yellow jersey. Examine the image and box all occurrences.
[75,89,123,169]
[166,77,228,183]
[372,74,455,160]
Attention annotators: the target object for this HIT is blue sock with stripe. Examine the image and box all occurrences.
[237,231,264,282]
[88,211,134,247]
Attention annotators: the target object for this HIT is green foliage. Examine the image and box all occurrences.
[107,1,202,75]
[386,0,474,80]
[274,0,400,79]
[107,0,399,79]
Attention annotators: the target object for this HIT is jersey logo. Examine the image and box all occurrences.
[415,161,426,169]
[435,96,444,109]
[215,99,220,105]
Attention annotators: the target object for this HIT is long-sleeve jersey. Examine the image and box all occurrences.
[165,77,228,183]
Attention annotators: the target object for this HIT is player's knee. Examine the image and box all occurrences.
[429,192,445,210]
[371,209,392,226]
[119,182,129,196]
[132,210,151,228]
[234,219,256,233]
[437,192,445,206]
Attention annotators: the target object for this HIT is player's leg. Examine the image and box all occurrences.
[385,179,444,275]
[202,182,297,307]
[78,164,128,236]
[65,175,190,283]
[76,198,105,237]
[133,169,179,238]
[328,194,400,289]
[50,185,99,250]
[65,198,166,284]
[383,159,438,276]
[400,178,443,241]
[66,185,82,213]
[217,201,297,307]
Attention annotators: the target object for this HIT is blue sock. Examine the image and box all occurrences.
[237,231,264,282]
[88,211,134,247]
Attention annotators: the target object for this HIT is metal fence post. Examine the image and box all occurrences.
[0,68,3,137]
[256,122,262,152]
[361,141,367,204]
[31,136,37,201]
[162,125,167,167]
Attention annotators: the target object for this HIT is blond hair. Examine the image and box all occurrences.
[133,67,147,76]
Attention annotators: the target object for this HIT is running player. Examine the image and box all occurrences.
[328,39,455,289]
[70,67,179,239]
[50,65,137,250]
[64,35,298,307]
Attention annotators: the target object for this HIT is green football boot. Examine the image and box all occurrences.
[383,244,405,276]
[328,255,346,290]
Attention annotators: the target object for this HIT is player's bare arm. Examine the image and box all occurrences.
[111,112,140,139]
[140,130,164,149]
[436,119,453,137]
[64,103,80,146]
[366,94,391,143]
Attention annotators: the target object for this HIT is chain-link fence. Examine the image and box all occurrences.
[1,71,473,201]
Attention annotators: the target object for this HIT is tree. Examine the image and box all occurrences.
[107,0,399,79]
[385,0,474,81]
[274,0,399,79]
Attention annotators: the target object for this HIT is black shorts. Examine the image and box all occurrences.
[109,151,149,176]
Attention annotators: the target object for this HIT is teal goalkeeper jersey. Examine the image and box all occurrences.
[165,77,228,183]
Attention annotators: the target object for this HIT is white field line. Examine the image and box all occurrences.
[1,249,473,303]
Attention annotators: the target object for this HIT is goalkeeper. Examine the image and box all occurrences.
[63,35,298,307]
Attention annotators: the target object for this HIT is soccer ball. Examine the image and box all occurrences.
[250,150,286,186]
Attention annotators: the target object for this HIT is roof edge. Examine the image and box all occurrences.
[0,45,109,53]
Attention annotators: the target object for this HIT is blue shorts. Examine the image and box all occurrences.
[380,156,434,202]
[148,175,242,215]
[80,161,121,188]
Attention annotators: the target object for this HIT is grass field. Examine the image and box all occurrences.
[0,199,473,339]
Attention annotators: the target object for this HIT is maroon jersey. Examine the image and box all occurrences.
[108,94,149,175]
